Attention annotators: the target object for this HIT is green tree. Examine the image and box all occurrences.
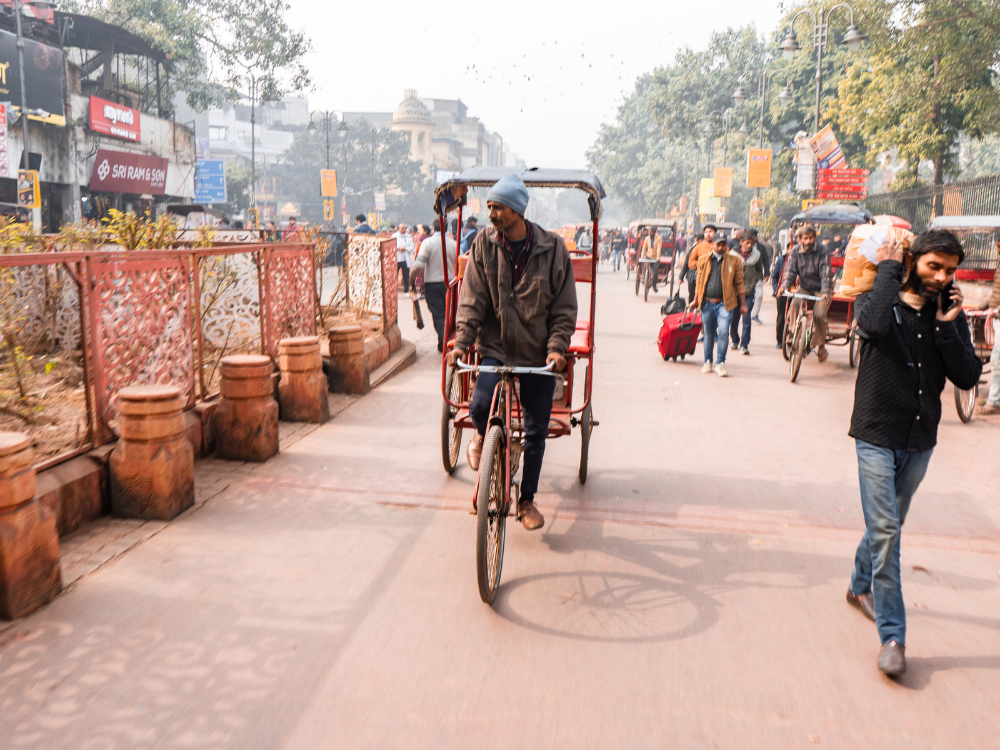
[221,161,251,219]
[67,0,311,112]
[828,0,1000,196]
[276,120,434,226]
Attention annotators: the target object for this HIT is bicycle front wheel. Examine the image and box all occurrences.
[476,425,508,605]
[635,266,641,295]
[790,318,806,382]
[955,383,978,423]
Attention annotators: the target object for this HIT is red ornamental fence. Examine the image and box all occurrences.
[1,243,316,450]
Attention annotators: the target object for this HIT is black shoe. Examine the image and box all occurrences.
[878,640,906,676]
[846,589,876,621]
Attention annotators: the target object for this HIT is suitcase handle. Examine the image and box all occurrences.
[680,309,701,328]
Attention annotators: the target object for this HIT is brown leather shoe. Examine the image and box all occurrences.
[520,501,544,531]
[878,640,906,677]
[817,346,829,363]
[846,588,876,621]
[467,432,483,471]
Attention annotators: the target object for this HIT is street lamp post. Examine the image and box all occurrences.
[248,73,278,213]
[778,4,867,132]
[733,67,793,201]
[307,110,345,170]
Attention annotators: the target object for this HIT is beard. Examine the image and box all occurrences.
[907,271,941,300]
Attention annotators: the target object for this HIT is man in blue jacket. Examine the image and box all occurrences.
[845,230,981,677]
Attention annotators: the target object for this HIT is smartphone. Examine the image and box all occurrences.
[939,282,956,313]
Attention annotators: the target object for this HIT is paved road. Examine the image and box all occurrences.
[2,263,998,749]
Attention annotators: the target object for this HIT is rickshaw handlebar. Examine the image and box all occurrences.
[783,292,824,301]
[455,359,558,377]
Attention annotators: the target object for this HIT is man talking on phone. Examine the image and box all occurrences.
[845,230,981,677]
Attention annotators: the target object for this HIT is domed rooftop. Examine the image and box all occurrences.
[393,89,432,124]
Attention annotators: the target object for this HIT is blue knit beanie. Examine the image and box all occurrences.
[486,173,529,216]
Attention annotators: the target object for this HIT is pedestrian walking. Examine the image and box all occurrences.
[751,235,772,325]
[393,223,415,293]
[409,223,456,352]
[460,217,479,254]
[730,229,764,355]
[611,229,625,271]
[845,230,981,677]
[771,241,789,349]
[689,234,747,377]
[978,232,1000,415]
[782,226,833,362]
[353,214,374,235]
[688,225,716,300]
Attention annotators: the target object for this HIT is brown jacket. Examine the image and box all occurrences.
[694,250,745,312]
[688,240,714,270]
[455,221,578,366]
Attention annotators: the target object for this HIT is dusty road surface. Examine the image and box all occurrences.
[2,263,999,749]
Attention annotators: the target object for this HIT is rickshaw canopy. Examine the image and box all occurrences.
[928,215,1000,231]
[790,203,873,226]
[630,218,678,229]
[434,167,606,221]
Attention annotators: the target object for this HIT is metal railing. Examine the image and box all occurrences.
[0,244,316,462]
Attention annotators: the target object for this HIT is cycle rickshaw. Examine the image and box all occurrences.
[434,167,603,604]
[780,203,875,381]
[928,215,998,422]
[627,218,678,301]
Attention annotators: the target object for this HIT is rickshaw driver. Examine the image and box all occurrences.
[446,173,579,531]
[782,225,833,362]
[641,226,663,293]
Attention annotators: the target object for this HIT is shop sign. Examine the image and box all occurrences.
[89,96,140,142]
[89,148,169,194]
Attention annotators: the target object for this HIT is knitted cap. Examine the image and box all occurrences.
[486,173,529,216]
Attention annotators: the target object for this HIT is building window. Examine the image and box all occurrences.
[417,131,424,146]
[209,126,227,140]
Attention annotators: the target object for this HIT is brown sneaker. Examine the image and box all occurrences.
[878,640,906,677]
[520,501,544,531]
[846,588,876,621]
[466,432,483,471]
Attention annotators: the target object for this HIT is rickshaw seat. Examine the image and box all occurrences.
[569,327,590,355]
[571,257,593,283]
[457,255,468,279]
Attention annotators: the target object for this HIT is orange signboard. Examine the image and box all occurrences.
[713,167,733,198]
[320,169,338,197]
[747,149,772,188]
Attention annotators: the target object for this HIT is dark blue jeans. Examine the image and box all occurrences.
[850,440,933,645]
[730,294,754,349]
[469,358,555,503]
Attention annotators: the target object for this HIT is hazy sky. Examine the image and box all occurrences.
[287,0,785,169]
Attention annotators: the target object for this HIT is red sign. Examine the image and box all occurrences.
[817,168,868,185]
[89,149,169,195]
[89,96,140,142]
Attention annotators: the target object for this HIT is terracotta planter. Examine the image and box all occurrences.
[213,355,279,462]
[327,325,370,394]
[109,385,195,521]
[0,432,61,620]
[278,336,330,423]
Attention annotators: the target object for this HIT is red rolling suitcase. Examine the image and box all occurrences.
[657,309,702,361]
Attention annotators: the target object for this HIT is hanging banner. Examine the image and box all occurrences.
[89,149,169,194]
[749,199,764,226]
[808,124,848,170]
[746,149,772,188]
[0,30,66,125]
[795,133,815,193]
[698,178,721,215]
[17,170,40,208]
[321,169,338,197]
[374,192,386,211]
[89,96,140,142]
[713,167,733,198]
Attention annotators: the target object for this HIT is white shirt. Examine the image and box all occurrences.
[410,233,456,284]
[394,231,415,265]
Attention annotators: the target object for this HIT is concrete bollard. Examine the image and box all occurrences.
[213,355,279,462]
[109,385,195,521]
[327,325,369,394]
[0,432,61,619]
[278,336,330,423]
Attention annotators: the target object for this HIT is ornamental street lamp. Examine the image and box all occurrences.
[307,110,346,170]
[248,74,279,209]
[778,3,867,132]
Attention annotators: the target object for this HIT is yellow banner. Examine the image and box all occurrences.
[747,149,772,189]
[17,170,40,209]
[699,178,721,215]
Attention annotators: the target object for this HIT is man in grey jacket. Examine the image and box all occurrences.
[782,225,833,362]
[446,173,578,530]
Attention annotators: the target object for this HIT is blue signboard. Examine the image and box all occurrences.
[194,159,227,204]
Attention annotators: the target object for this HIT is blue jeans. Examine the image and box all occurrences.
[701,300,732,364]
[730,293,754,349]
[612,249,623,270]
[469,358,555,503]
[850,440,933,645]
